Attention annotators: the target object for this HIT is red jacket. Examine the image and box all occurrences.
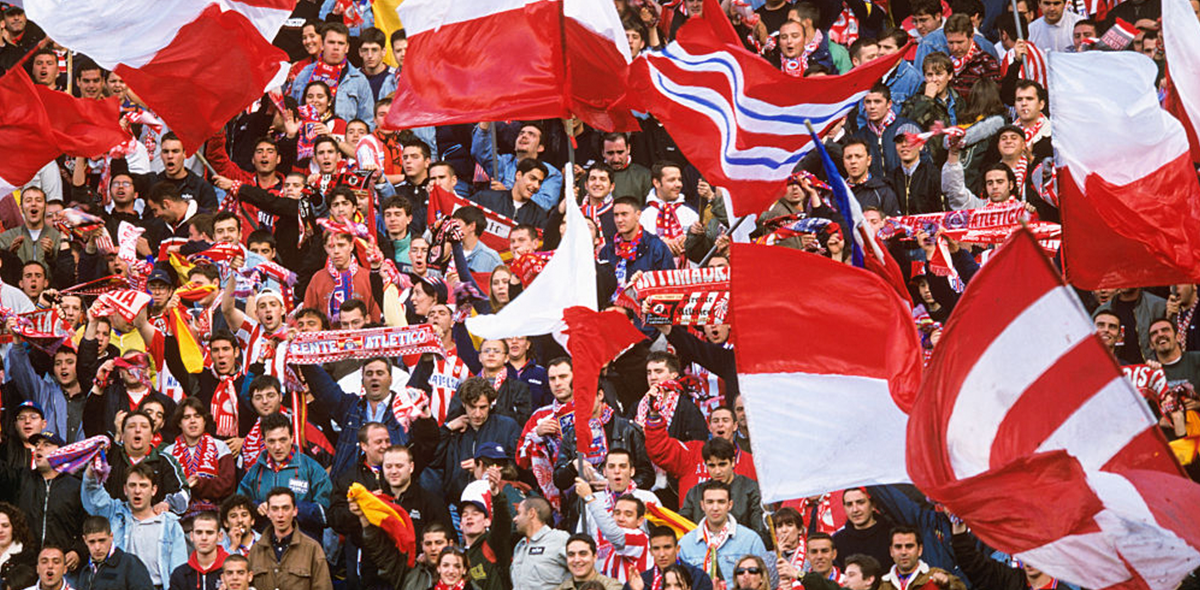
[644,415,757,502]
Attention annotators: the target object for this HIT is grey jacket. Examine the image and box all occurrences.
[511,524,571,590]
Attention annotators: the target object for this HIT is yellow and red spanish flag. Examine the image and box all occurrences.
[348,483,417,565]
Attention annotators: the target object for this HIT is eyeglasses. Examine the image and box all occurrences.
[735,568,762,576]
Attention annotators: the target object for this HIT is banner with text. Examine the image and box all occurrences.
[286,324,444,364]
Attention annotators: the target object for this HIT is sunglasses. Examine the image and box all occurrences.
[735,568,763,576]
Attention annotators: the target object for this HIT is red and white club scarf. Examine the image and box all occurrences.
[649,200,685,241]
[171,434,220,479]
[211,371,240,438]
[636,379,684,428]
[950,41,978,76]
[702,517,734,580]
[309,59,346,99]
[241,419,265,467]
[867,109,897,138]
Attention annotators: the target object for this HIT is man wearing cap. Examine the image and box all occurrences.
[6,321,90,443]
[0,430,86,570]
[3,400,46,469]
[460,461,512,590]
[145,265,179,332]
[887,126,943,215]
[0,3,46,71]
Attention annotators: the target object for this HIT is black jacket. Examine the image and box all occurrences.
[471,190,550,229]
[329,459,392,590]
[887,158,945,215]
[848,175,902,217]
[150,170,218,212]
[104,445,189,515]
[71,546,155,590]
[0,468,88,561]
[665,328,739,401]
[553,414,655,492]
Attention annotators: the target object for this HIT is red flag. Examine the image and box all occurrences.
[562,307,644,452]
[385,0,636,132]
[731,243,921,501]
[28,0,294,153]
[1051,50,1200,289]
[0,68,128,194]
[907,228,1200,590]
[426,184,522,258]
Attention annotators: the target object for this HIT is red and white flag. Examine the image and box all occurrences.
[907,229,1200,590]
[1163,0,1200,164]
[26,0,293,153]
[1050,50,1200,289]
[562,307,645,452]
[385,0,636,132]
[730,243,922,501]
[0,67,129,196]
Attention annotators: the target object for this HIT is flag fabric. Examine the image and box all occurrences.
[168,307,205,373]
[384,0,636,132]
[426,184,521,258]
[1162,0,1200,164]
[562,306,645,452]
[906,228,1200,590]
[646,502,697,538]
[1050,50,1200,289]
[26,0,293,153]
[731,242,922,501]
[0,67,128,196]
[809,130,912,305]
[465,193,597,339]
[627,17,907,217]
[347,483,417,566]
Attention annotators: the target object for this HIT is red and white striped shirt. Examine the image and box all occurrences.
[1000,41,1048,91]
[427,355,470,425]
[598,527,651,583]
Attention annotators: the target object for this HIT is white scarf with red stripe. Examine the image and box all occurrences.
[649,200,685,241]
[211,371,240,438]
[950,41,978,76]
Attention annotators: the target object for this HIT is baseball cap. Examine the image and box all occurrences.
[892,123,923,143]
[257,288,284,305]
[29,431,65,447]
[2,4,24,15]
[147,267,174,287]
[16,400,44,419]
[997,124,1025,140]
[474,442,509,461]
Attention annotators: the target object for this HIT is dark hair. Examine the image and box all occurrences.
[566,533,597,555]
[172,396,210,431]
[192,511,221,529]
[260,412,292,436]
[645,350,682,375]
[249,374,282,396]
[189,213,215,239]
[699,479,731,501]
[1014,79,1047,104]
[0,503,31,547]
[401,137,432,160]
[248,229,277,249]
[266,486,296,506]
[323,22,350,40]
[773,506,802,528]
[360,26,386,48]
[1075,18,1098,30]
[613,195,641,211]
[127,461,157,484]
[605,447,634,466]
[983,163,1018,195]
[962,78,1006,122]
[74,57,104,78]
[587,162,615,183]
[866,82,892,101]
[889,525,923,546]
[944,13,973,35]
[82,515,111,536]
[997,12,1029,40]
[649,525,678,544]
[391,28,408,45]
[295,307,331,330]
[651,161,682,183]
[1150,316,1176,334]
[615,494,647,518]
[849,38,879,62]
[602,132,629,146]
[809,531,835,545]
[438,546,470,570]
[302,80,332,106]
[911,0,942,17]
[423,521,452,543]
[515,157,548,178]
[662,565,694,590]
[922,52,953,75]
[21,259,48,277]
[791,1,821,24]
[846,554,884,590]
[313,135,341,157]
[357,421,389,445]
[121,409,154,431]
[146,181,184,205]
[188,263,220,283]
[459,377,498,406]
[223,554,250,572]
[213,210,241,231]
[382,196,414,215]
[339,298,369,318]
[950,0,985,18]
[701,437,736,462]
[210,329,239,351]
[1093,309,1121,324]
[452,206,487,238]
[546,356,572,371]
[842,137,871,155]
[220,494,256,526]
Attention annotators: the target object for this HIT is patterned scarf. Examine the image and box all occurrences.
[241,419,265,467]
[434,580,466,590]
[211,371,240,438]
[310,59,347,99]
[296,104,323,160]
[867,109,897,138]
[649,200,685,241]
[489,370,507,393]
[1021,115,1047,145]
[1180,301,1197,349]
[1013,155,1030,192]
[950,41,978,76]
[613,226,644,285]
[326,256,359,323]
[828,5,861,45]
[636,379,684,428]
[171,434,220,479]
[583,195,614,223]
[782,29,825,77]
[264,445,297,472]
[701,516,735,581]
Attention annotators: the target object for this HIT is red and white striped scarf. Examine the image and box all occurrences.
[430,356,471,425]
[211,369,241,438]
[241,419,265,467]
[649,200,685,241]
[867,110,897,138]
[171,434,220,479]
[950,41,978,76]
[1013,155,1030,191]
[1000,42,1048,90]
[583,196,614,223]
[1021,115,1047,145]
[489,370,507,393]
[701,518,734,580]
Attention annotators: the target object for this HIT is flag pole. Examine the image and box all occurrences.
[66,50,74,95]
[1011,0,1025,40]
[489,123,500,184]
[698,212,750,267]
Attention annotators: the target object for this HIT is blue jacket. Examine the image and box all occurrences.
[852,116,917,180]
[318,0,373,35]
[81,472,188,585]
[856,61,924,128]
[679,519,774,587]
[290,61,375,127]
[8,343,84,443]
[301,364,409,481]
[598,231,676,286]
[237,448,332,541]
[868,484,970,585]
[470,125,564,211]
[913,31,998,72]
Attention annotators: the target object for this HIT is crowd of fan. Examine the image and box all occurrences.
[0,0,1198,590]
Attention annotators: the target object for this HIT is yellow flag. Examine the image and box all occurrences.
[374,0,405,68]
